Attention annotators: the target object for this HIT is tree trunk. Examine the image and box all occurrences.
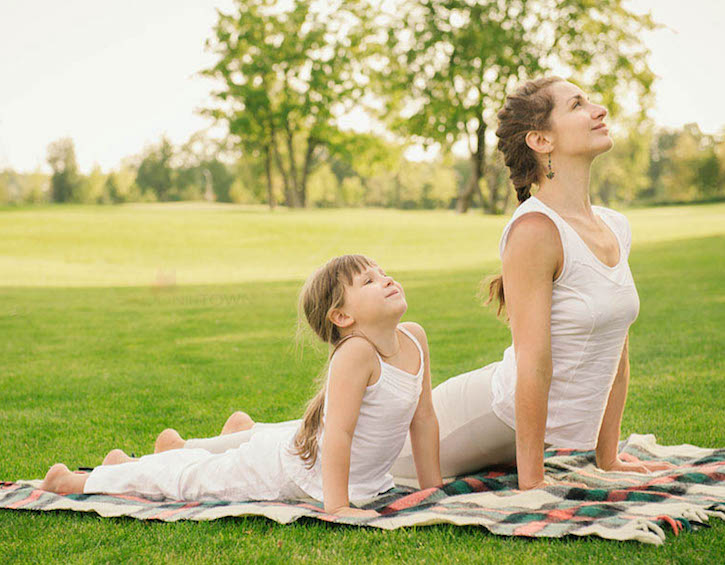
[270,128,295,207]
[486,166,505,214]
[456,120,487,213]
[263,143,276,210]
[300,136,318,209]
[284,122,303,207]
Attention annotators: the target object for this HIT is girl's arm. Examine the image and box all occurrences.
[501,213,561,490]
[402,322,442,489]
[596,334,674,473]
[321,338,377,515]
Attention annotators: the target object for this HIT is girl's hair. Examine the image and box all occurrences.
[486,75,565,317]
[292,254,377,468]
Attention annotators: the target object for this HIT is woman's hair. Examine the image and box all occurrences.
[292,254,376,468]
[486,75,565,317]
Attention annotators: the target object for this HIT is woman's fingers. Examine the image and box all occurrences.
[520,477,588,490]
[641,460,676,471]
[333,507,379,518]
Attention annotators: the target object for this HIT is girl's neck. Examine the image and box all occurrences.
[342,322,400,358]
[535,155,595,220]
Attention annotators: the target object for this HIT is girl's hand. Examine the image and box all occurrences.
[599,458,675,474]
[329,506,379,518]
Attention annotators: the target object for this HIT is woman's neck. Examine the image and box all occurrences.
[535,155,595,219]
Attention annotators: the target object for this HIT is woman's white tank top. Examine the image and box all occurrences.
[490,196,640,449]
[281,325,424,502]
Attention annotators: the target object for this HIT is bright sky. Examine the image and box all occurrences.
[1,0,724,174]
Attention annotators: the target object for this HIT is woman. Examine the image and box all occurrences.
[152,76,673,490]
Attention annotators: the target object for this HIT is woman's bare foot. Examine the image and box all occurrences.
[154,428,186,453]
[221,411,255,435]
[41,463,87,494]
[102,449,136,465]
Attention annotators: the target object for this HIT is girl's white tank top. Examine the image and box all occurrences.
[490,196,640,449]
[281,325,424,502]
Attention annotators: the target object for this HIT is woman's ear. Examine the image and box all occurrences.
[525,130,554,155]
[329,308,355,329]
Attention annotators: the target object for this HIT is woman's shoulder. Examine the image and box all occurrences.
[592,205,632,250]
[592,204,629,225]
[500,207,562,259]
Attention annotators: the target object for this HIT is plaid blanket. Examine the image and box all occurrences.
[2,434,724,545]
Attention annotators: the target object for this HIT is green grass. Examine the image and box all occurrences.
[1,202,724,563]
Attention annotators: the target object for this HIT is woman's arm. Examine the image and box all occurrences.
[402,322,442,489]
[321,338,378,515]
[501,213,562,490]
[596,334,674,473]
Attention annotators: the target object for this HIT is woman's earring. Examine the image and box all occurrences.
[546,153,555,179]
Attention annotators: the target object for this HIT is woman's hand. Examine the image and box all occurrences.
[328,506,379,518]
[519,475,587,490]
[598,457,675,474]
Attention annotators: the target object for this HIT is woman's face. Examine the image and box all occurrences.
[546,81,613,158]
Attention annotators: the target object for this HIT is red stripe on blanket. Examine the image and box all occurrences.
[0,483,22,492]
[113,493,161,504]
[462,477,485,490]
[513,506,579,536]
[149,502,201,521]
[8,488,44,509]
[657,515,681,535]
[383,487,438,513]
[513,520,548,536]
[546,507,578,521]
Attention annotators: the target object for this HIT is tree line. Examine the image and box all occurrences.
[1,0,723,210]
[2,121,723,210]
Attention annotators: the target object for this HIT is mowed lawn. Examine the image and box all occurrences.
[0,202,724,563]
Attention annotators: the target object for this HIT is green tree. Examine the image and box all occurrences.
[715,132,725,195]
[590,119,652,205]
[368,0,659,213]
[307,162,340,207]
[136,137,175,201]
[102,173,123,204]
[651,124,722,202]
[47,138,83,203]
[202,0,375,208]
[81,165,107,204]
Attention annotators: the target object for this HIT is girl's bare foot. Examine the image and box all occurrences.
[221,411,255,435]
[102,449,136,465]
[41,463,87,494]
[154,428,186,453]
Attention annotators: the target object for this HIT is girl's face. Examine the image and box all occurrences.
[341,263,407,326]
[546,81,612,158]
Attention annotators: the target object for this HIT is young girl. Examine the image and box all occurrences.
[41,255,442,516]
